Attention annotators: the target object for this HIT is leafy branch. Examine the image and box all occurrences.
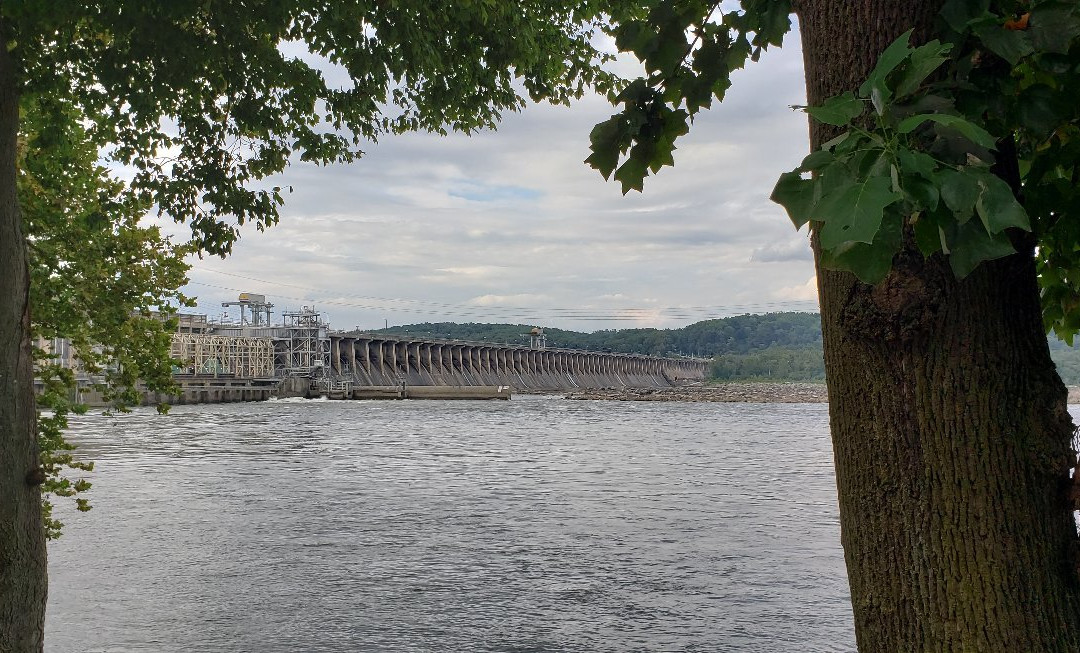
[586,0,793,193]
[771,0,1080,314]
[771,29,1028,283]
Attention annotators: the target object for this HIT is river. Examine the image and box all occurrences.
[44,395,854,652]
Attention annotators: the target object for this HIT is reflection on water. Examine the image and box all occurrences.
[46,396,854,652]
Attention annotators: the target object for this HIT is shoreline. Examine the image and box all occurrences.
[565,383,829,403]
[564,384,1080,404]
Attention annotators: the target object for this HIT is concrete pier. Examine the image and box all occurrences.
[73,375,278,407]
[350,385,511,400]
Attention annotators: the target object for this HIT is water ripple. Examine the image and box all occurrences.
[46,396,854,652]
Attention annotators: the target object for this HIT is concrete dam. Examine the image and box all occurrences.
[328,333,707,391]
[42,299,709,405]
[147,302,709,402]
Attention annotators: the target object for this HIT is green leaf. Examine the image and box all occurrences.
[614,20,652,58]
[938,168,980,221]
[614,155,648,194]
[805,92,864,126]
[819,212,903,284]
[894,41,951,98]
[584,149,619,180]
[940,0,991,32]
[870,85,887,117]
[974,23,1034,65]
[1017,84,1065,140]
[946,220,1016,278]
[896,146,938,180]
[974,172,1030,234]
[798,149,834,171]
[820,130,859,153]
[770,171,819,228]
[815,175,902,249]
[1030,2,1080,54]
[858,30,913,101]
[903,175,940,211]
[851,147,890,178]
[912,211,943,256]
[896,113,997,149]
[585,115,625,178]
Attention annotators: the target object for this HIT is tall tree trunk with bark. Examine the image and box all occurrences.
[795,1,1080,649]
[0,30,46,652]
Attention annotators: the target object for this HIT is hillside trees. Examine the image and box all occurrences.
[379,312,822,358]
[0,2,614,648]
[590,0,1080,649]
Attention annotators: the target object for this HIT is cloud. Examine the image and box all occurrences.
[774,276,819,302]
[467,293,553,307]
[177,38,818,332]
[448,180,544,202]
[751,237,814,263]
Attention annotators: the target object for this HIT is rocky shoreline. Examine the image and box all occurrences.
[565,384,1080,404]
[565,382,829,403]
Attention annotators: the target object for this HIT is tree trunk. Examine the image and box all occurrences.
[795,1,1080,650]
[0,30,46,652]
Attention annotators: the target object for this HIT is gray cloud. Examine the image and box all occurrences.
[181,41,818,331]
[751,236,815,263]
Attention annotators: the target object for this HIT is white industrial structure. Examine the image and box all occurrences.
[170,333,275,378]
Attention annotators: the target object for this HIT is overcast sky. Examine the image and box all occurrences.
[181,33,815,333]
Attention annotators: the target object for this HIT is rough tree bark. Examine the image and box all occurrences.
[795,1,1080,650]
[0,29,46,652]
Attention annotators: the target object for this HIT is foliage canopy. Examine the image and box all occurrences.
[22,97,190,537]
[4,1,615,255]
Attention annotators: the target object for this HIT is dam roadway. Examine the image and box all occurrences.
[328,332,707,391]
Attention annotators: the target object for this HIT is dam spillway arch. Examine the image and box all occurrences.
[328,333,707,391]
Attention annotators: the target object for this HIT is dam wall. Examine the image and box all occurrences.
[329,333,707,391]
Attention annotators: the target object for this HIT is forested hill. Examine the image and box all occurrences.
[374,314,1080,385]
[372,312,822,358]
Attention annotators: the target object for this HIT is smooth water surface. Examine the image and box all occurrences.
[45,395,853,652]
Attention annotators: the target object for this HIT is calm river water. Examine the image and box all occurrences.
[44,395,854,652]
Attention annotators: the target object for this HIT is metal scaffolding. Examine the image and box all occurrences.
[171,333,275,378]
[274,307,330,378]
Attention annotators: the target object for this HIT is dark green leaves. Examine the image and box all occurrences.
[770,172,817,229]
[805,92,863,126]
[855,30,951,113]
[974,172,1030,233]
[820,213,904,284]
[816,176,901,249]
[896,113,997,148]
[974,22,1034,65]
[588,1,794,192]
[774,26,1040,284]
[586,99,690,194]
[938,168,980,218]
[1030,2,1080,54]
[945,220,1016,278]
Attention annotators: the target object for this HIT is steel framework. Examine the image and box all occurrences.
[274,307,330,378]
[171,333,275,378]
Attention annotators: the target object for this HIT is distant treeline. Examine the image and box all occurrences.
[375,312,826,382]
[374,312,822,358]
[376,313,1080,385]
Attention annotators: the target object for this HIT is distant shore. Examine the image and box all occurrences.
[566,384,1080,404]
[565,382,828,403]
